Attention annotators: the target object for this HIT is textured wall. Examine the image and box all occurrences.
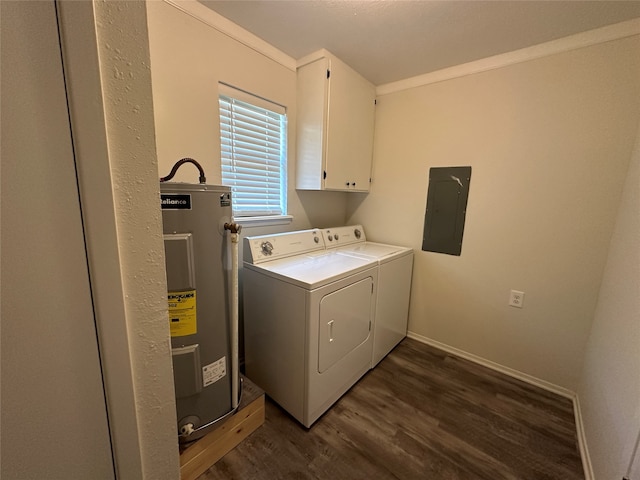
[94,1,180,478]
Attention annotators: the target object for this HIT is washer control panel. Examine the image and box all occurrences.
[244,229,325,264]
[322,225,366,249]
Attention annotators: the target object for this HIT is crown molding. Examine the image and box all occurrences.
[296,48,332,68]
[377,18,640,96]
[162,0,297,72]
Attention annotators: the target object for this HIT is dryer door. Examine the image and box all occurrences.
[318,277,373,373]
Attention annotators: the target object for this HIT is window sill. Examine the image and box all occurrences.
[233,215,293,228]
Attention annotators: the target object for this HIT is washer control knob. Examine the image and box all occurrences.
[334,234,340,240]
[314,236,320,243]
[354,229,361,239]
[260,241,274,256]
[328,235,333,241]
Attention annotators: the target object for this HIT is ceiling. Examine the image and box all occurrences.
[199,0,640,85]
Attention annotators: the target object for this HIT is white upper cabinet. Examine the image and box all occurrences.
[296,51,376,192]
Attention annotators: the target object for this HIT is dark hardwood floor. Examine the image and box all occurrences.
[200,338,584,480]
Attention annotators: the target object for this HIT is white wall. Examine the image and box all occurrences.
[146,1,348,233]
[347,35,640,391]
[578,122,640,479]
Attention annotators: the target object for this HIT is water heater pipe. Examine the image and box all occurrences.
[159,157,207,184]
[224,222,242,409]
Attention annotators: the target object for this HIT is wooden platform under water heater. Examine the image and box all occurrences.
[179,376,265,480]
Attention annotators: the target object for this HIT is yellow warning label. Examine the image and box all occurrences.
[168,290,197,337]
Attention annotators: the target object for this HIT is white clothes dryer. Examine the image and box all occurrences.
[242,229,378,427]
[323,225,413,367]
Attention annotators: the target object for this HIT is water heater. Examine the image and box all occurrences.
[160,181,240,443]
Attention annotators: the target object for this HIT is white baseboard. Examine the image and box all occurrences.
[406,331,593,479]
[406,331,574,397]
[573,395,595,480]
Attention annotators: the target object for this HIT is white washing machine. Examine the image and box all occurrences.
[323,225,413,367]
[242,229,378,427]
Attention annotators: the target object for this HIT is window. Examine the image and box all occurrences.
[219,84,287,218]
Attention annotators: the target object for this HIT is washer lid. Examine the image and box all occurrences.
[337,242,413,262]
[246,251,377,289]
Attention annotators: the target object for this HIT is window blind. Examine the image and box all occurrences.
[219,85,287,217]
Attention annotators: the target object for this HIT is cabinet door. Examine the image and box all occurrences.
[296,57,329,190]
[325,57,375,191]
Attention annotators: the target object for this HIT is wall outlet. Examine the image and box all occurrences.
[509,290,525,308]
